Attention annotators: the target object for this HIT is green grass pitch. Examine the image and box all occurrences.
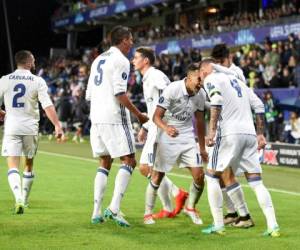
[0,138,299,250]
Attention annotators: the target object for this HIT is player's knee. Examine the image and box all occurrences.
[193,170,205,185]
[151,171,164,186]
[139,164,150,177]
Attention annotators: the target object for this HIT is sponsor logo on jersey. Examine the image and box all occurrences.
[122,72,127,80]
[158,96,164,104]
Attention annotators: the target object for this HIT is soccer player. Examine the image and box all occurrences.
[132,47,188,219]
[210,43,254,228]
[86,26,148,227]
[0,50,63,213]
[144,63,208,225]
[199,59,280,237]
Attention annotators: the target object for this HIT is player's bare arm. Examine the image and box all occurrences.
[194,110,208,163]
[116,94,148,124]
[153,106,178,137]
[0,109,5,122]
[137,126,147,143]
[256,113,267,150]
[44,105,63,139]
[206,106,221,146]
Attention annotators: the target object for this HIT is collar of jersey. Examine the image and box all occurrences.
[142,66,155,82]
[181,79,190,97]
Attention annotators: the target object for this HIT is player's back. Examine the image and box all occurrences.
[87,47,130,125]
[205,72,257,137]
[0,69,52,135]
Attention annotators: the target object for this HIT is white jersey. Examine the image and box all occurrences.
[86,46,131,125]
[0,69,53,135]
[157,80,206,143]
[142,67,170,130]
[212,63,246,83]
[203,70,264,137]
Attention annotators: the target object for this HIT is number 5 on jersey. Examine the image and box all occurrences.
[12,83,26,108]
[94,60,106,86]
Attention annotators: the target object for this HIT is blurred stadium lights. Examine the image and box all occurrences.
[207,7,219,14]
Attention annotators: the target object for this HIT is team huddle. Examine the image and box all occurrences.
[0,26,280,237]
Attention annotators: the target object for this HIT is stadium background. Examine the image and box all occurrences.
[0,0,300,249]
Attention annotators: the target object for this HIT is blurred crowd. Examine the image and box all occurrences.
[133,2,300,45]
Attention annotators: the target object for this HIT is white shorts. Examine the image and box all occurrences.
[153,142,202,173]
[90,123,136,158]
[207,134,262,174]
[1,135,38,159]
[140,126,157,166]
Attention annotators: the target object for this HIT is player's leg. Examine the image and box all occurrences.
[140,141,175,218]
[221,168,254,228]
[242,135,279,237]
[90,124,111,224]
[202,170,225,234]
[92,155,112,224]
[184,166,205,225]
[2,135,25,214]
[7,156,24,214]
[202,136,232,235]
[220,176,238,224]
[245,172,279,237]
[21,135,39,208]
[144,169,165,224]
[22,158,35,207]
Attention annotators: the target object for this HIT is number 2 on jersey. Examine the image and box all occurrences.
[230,79,242,97]
[94,59,106,86]
[12,83,26,108]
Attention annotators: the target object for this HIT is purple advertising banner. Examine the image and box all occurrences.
[147,22,300,54]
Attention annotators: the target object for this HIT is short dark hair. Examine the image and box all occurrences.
[15,50,32,65]
[186,62,200,74]
[135,47,155,65]
[211,43,230,61]
[199,57,216,69]
[110,25,132,46]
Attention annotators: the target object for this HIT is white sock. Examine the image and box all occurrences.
[206,174,224,228]
[157,177,173,212]
[22,172,35,204]
[92,167,109,218]
[226,183,249,217]
[248,177,278,230]
[109,165,133,214]
[164,176,179,197]
[8,168,22,203]
[186,182,204,209]
[221,188,236,214]
[145,180,159,215]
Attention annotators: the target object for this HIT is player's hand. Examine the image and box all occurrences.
[166,125,179,137]
[0,110,6,122]
[200,150,208,163]
[257,134,267,150]
[205,135,215,147]
[137,113,149,124]
[55,125,64,142]
[138,127,147,143]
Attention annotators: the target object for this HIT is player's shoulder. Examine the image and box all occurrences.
[163,80,182,96]
[150,68,170,83]
[204,72,224,87]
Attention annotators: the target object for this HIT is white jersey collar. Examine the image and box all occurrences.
[142,66,155,82]
[180,79,189,96]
